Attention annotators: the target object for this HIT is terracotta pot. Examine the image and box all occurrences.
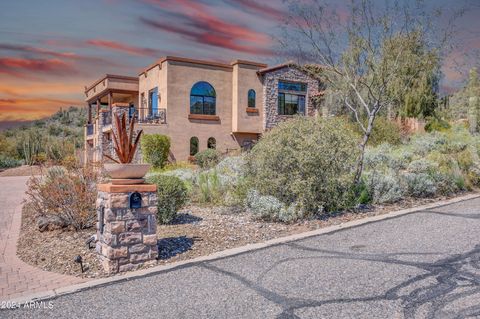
[104,163,150,180]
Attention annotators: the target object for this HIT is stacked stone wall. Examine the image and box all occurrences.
[96,187,158,273]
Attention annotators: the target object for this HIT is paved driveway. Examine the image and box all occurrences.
[0,176,85,300]
[2,197,480,318]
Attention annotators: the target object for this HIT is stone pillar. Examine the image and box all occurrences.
[96,183,158,274]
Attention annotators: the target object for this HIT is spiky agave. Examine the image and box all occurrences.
[103,113,143,163]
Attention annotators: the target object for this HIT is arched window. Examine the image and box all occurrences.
[248,89,256,108]
[207,137,216,149]
[190,81,216,115]
[190,136,199,156]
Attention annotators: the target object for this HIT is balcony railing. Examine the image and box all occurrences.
[86,123,94,136]
[135,107,167,124]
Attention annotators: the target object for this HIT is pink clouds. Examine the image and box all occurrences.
[85,39,159,57]
[226,0,286,21]
[0,57,74,77]
[140,0,274,56]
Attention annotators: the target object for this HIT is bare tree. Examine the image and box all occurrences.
[279,0,462,185]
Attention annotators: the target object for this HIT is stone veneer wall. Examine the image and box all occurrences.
[262,66,320,130]
[96,184,158,273]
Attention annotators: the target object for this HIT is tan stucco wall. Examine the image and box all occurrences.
[139,60,242,161]
[232,63,263,133]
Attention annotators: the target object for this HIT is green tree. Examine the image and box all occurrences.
[281,0,458,185]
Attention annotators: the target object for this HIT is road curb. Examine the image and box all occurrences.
[3,192,479,306]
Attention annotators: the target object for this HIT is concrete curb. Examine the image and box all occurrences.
[4,192,480,306]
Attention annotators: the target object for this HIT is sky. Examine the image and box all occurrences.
[0,0,479,128]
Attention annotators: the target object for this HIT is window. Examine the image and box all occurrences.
[278,81,307,92]
[190,137,199,156]
[207,137,216,149]
[190,81,216,115]
[248,89,256,108]
[149,87,158,116]
[278,80,306,115]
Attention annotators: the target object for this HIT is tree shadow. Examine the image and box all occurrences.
[157,236,200,260]
[169,212,203,225]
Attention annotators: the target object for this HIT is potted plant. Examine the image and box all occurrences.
[103,112,149,183]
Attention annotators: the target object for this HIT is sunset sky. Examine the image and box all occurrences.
[0,0,479,127]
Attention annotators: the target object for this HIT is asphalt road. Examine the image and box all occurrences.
[2,198,480,319]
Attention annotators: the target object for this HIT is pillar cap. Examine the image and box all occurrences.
[98,183,157,193]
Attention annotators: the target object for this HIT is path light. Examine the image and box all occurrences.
[85,234,96,249]
[74,255,84,273]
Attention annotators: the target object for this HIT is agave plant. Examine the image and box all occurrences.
[103,113,143,163]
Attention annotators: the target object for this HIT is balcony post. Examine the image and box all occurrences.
[87,103,92,124]
[108,91,112,109]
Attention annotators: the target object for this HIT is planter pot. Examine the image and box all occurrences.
[104,163,150,184]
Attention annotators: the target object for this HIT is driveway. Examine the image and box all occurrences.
[2,196,480,318]
[0,176,85,300]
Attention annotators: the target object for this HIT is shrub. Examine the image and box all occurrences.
[141,134,170,169]
[196,169,222,204]
[363,170,405,203]
[25,166,98,231]
[245,117,359,216]
[402,172,437,197]
[410,132,447,155]
[195,149,221,169]
[245,190,304,222]
[0,155,22,169]
[368,117,403,146]
[425,117,451,132]
[146,174,188,224]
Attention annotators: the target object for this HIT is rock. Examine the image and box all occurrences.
[36,215,66,232]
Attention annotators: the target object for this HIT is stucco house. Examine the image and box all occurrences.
[83,56,323,163]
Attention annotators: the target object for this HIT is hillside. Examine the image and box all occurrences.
[0,106,87,168]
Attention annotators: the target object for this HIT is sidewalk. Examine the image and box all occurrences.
[0,176,86,301]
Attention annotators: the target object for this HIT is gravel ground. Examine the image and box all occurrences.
[0,165,42,177]
[16,194,468,279]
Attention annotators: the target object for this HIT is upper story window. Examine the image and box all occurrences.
[278,81,307,92]
[248,89,256,108]
[278,80,306,115]
[190,81,216,115]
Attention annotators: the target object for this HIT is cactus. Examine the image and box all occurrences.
[467,68,480,135]
[22,132,41,165]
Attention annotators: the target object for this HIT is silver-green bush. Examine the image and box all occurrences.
[245,117,360,217]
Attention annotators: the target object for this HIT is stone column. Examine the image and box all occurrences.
[96,183,158,274]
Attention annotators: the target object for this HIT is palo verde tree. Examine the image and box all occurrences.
[279,0,461,185]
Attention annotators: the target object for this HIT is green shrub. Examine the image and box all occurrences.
[195,149,221,169]
[425,117,451,132]
[197,169,222,204]
[368,117,403,146]
[245,117,359,218]
[0,155,22,169]
[146,174,188,224]
[141,134,170,169]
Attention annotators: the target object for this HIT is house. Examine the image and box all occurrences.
[83,56,323,163]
